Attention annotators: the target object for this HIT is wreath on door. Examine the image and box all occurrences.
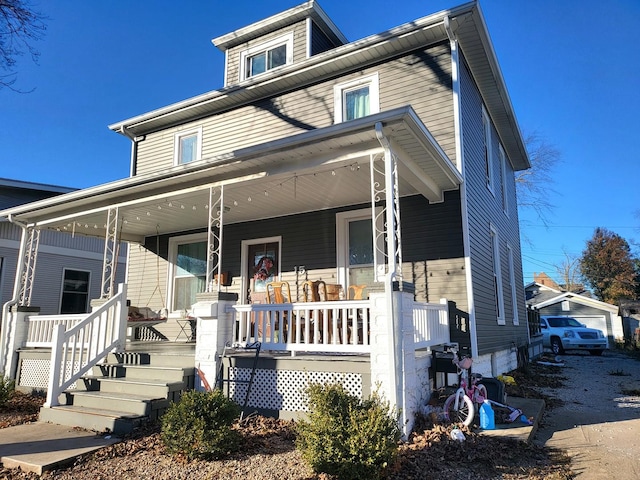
[253,256,275,281]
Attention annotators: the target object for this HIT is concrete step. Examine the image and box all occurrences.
[39,405,147,435]
[65,390,169,416]
[120,364,193,383]
[103,351,195,368]
[96,377,186,398]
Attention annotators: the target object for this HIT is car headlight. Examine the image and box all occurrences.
[563,330,576,338]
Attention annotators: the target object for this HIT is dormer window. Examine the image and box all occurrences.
[240,33,294,81]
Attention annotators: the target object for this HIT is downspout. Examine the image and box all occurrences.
[119,126,140,177]
[445,16,479,358]
[0,215,29,375]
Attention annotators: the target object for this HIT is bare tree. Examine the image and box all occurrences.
[555,250,581,292]
[516,132,561,227]
[0,0,47,91]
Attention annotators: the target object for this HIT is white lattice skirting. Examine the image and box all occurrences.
[18,359,78,390]
[227,368,363,412]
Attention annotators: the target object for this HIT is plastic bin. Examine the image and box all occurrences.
[481,377,506,404]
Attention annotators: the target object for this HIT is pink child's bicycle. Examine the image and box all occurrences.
[443,346,488,426]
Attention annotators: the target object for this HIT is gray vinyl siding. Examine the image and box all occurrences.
[0,221,126,316]
[310,20,338,56]
[459,55,527,355]
[135,43,455,176]
[224,20,308,86]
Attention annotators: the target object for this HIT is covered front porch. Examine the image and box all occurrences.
[0,106,463,434]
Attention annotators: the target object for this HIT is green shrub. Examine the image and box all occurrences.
[296,383,401,480]
[0,375,15,407]
[160,389,241,460]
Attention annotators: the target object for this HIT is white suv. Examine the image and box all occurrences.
[539,316,608,356]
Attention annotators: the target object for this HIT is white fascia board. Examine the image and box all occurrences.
[535,292,619,313]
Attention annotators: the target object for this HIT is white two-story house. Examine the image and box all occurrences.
[0,1,530,435]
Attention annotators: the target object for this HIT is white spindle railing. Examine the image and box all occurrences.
[25,314,86,347]
[232,300,371,354]
[413,299,450,349]
[45,284,128,407]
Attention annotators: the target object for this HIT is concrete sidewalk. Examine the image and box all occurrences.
[477,396,545,442]
[0,422,120,475]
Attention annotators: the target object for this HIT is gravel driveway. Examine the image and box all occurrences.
[533,350,640,479]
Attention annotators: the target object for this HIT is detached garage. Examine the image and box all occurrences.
[525,282,623,347]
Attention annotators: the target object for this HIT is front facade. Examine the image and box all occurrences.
[0,1,530,429]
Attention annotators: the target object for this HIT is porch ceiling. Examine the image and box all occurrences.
[1,107,461,243]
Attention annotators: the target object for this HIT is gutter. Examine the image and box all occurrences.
[0,215,29,375]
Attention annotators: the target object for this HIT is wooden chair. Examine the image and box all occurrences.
[265,281,292,341]
[302,280,325,302]
[348,284,368,300]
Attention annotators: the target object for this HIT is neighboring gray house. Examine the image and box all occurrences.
[0,1,532,433]
[0,178,126,319]
[525,282,623,347]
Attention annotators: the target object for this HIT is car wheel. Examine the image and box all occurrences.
[589,350,604,356]
[550,337,564,355]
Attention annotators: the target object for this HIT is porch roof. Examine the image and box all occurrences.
[0,107,461,243]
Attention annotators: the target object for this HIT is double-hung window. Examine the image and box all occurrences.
[174,127,202,165]
[60,269,90,314]
[490,225,505,325]
[169,234,207,313]
[240,33,293,80]
[334,73,380,123]
[482,106,495,193]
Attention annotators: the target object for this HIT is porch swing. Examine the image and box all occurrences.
[127,228,168,340]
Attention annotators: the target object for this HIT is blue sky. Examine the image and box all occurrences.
[2,0,639,284]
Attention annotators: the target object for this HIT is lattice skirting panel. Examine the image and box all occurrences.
[227,368,363,412]
[18,358,78,390]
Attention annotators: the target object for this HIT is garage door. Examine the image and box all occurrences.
[572,315,609,346]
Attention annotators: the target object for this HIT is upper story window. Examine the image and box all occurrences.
[499,144,508,215]
[334,73,380,123]
[174,127,202,165]
[482,106,495,193]
[240,33,294,81]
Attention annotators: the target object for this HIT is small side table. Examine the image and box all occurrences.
[176,318,197,342]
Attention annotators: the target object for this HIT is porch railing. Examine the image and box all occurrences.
[232,298,450,354]
[413,300,450,349]
[44,284,128,407]
[24,314,87,347]
[232,300,371,354]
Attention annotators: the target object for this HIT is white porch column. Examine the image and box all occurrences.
[369,286,417,438]
[191,291,238,390]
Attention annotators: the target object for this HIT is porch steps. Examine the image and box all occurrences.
[39,353,195,435]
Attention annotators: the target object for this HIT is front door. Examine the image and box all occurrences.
[241,237,281,304]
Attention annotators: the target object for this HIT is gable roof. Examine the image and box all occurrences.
[528,290,619,315]
[108,1,529,171]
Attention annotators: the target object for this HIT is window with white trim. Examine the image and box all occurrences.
[507,243,519,325]
[240,33,294,80]
[499,144,508,215]
[174,127,202,165]
[336,208,383,289]
[60,269,90,314]
[334,73,380,123]
[482,106,494,193]
[490,225,505,325]
[168,233,207,313]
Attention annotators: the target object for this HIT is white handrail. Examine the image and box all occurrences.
[413,300,450,349]
[45,284,128,407]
